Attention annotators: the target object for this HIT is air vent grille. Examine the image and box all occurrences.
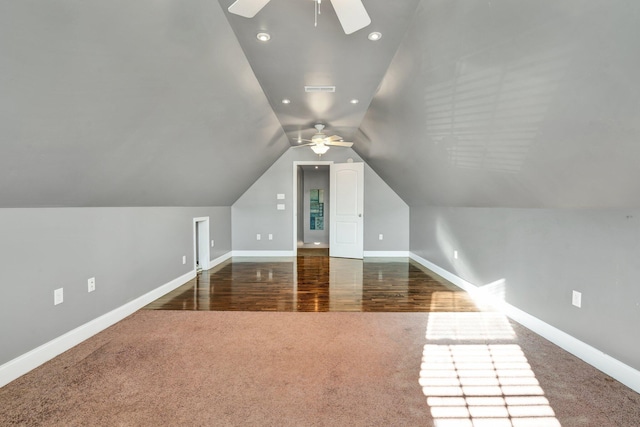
[304,85,336,93]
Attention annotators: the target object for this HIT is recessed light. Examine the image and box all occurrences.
[282,98,291,104]
[368,31,382,41]
[256,32,271,41]
[350,99,359,104]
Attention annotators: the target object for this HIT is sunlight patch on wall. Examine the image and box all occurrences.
[424,44,570,174]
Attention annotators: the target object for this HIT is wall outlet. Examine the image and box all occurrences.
[454,250,459,260]
[277,193,285,200]
[88,277,95,293]
[572,290,582,308]
[256,234,261,240]
[211,239,215,247]
[277,204,285,210]
[54,288,64,305]
[268,234,273,240]
[379,234,383,240]
[182,255,186,265]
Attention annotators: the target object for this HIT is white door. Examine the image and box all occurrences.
[330,162,364,259]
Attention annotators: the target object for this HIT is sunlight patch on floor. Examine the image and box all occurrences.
[421,313,561,427]
[426,312,516,341]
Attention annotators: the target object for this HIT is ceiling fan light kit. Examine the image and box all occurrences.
[311,144,330,155]
[295,123,354,156]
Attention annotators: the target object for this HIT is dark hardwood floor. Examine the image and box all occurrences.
[145,252,479,312]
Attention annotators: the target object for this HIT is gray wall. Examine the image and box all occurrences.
[0,206,231,365]
[410,206,640,371]
[302,167,330,245]
[232,147,409,252]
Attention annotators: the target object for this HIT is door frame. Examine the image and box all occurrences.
[193,217,210,271]
[292,161,333,255]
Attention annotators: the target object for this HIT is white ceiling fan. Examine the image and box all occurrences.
[294,124,354,155]
[228,0,371,35]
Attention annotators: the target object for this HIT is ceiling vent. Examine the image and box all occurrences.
[304,85,336,93]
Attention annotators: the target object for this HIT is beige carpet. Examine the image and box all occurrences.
[1,311,639,426]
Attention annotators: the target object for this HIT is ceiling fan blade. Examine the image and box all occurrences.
[293,142,315,147]
[330,0,371,35]
[326,135,343,142]
[228,0,271,18]
[326,141,353,147]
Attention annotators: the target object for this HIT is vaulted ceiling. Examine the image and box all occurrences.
[2,0,640,208]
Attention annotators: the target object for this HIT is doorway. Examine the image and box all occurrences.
[193,217,210,272]
[298,164,330,249]
[293,161,332,254]
[292,161,364,259]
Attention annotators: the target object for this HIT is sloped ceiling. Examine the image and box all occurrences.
[0,0,289,207]
[218,0,420,144]
[359,0,640,208]
[3,0,640,209]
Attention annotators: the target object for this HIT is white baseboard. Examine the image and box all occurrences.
[232,250,295,257]
[363,251,410,257]
[208,251,233,269]
[0,269,196,388]
[409,252,640,394]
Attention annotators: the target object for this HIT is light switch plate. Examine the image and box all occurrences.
[277,204,285,210]
[277,193,285,200]
[572,290,582,308]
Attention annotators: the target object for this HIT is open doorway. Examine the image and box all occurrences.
[300,164,329,249]
[293,160,364,259]
[293,161,332,255]
[193,217,210,272]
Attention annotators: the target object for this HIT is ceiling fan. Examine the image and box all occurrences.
[294,124,354,155]
[228,0,371,35]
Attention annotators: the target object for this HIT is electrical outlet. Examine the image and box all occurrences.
[379,234,383,240]
[211,239,215,247]
[454,250,459,260]
[257,234,261,240]
[182,255,186,265]
[88,277,95,293]
[54,288,64,305]
[268,234,273,240]
[572,290,582,308]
